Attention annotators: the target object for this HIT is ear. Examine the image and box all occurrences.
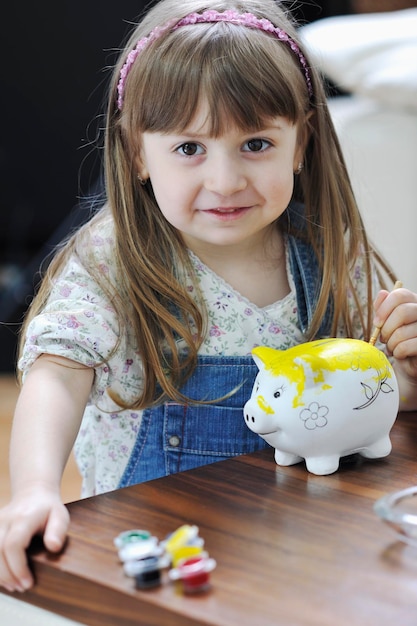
[134,154,149,182]
[251,346,282,373]
[252,352,265,372]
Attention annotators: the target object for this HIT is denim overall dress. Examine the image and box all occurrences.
[119,206,333,487]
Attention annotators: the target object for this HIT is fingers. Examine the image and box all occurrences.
[0,501,69,593]
[373,287,417,358]
[373,289,390,313]
[0,513,36,592]
[43,504,70,553]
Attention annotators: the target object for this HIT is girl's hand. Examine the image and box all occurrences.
[0,485,69,592]
[0,353,92,592]
[373,287,417,408]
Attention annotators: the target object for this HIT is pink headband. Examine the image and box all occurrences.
[117,9,313,110]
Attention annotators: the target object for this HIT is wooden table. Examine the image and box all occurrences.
[3,411,417,626]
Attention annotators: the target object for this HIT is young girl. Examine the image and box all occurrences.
[1,0,417,593]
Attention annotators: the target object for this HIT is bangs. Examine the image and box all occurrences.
[123,21,306,137]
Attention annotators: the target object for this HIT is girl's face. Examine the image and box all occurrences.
[138,104,304,257]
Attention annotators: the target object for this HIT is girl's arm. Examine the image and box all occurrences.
[373,287,417,411]
[0,354,93,592]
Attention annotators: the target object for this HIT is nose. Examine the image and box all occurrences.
[244,411,256,425]
[204,153,247,196]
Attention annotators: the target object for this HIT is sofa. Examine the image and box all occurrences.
[299,8,417,292]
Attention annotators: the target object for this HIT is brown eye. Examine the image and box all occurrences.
[179,143,199,156]
[247,139,263,152]
[244,138,271,153]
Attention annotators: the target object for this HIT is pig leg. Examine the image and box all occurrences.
[305,455,340,475]
[274,449,303,466]
[359,436,392,459]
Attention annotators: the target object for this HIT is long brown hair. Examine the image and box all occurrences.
[19,0,395,407]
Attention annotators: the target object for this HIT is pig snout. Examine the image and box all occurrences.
[244,396,278,435]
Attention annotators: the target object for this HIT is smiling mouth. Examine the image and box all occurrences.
[207,206,250,213]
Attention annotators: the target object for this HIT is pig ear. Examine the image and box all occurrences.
[252,352,265,371]
[251,346,282,371]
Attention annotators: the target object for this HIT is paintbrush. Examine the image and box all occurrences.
[369,280,403,346]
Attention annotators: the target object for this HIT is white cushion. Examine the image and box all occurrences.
[299,9,417,111]
[328,96,417,292]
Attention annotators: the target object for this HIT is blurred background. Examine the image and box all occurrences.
[0,0,411,373]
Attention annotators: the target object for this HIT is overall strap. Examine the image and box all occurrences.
[286,202,333,337]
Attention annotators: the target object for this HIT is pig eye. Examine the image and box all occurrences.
[273,386,285,398]
[255,381,260,392]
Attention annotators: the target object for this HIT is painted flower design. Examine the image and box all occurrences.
[300,402,329,430]
[214,299,229,312]
[66,315,83,329]
[268,323,281,334]
[209,324,225,337]
[59,285,72,297]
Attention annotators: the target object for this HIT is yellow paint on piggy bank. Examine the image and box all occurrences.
[243,338,399,475]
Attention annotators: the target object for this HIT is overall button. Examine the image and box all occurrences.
[168,435,181,447]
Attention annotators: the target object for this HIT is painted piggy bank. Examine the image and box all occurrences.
[243,338,399,475]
